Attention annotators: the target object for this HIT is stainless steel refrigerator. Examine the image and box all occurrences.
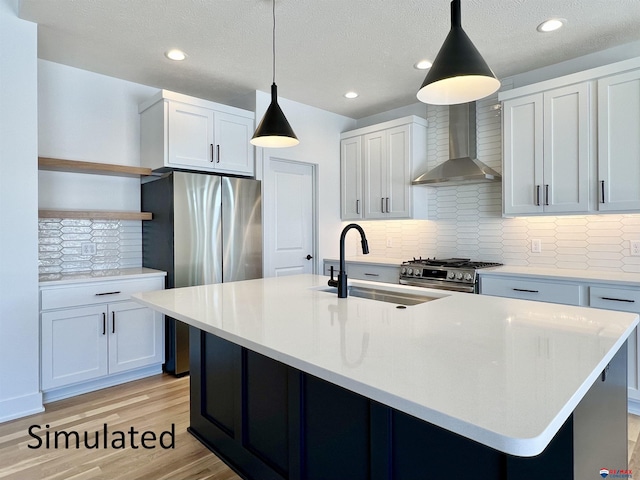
[141,172,262,375]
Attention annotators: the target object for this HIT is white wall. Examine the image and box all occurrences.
[355,102,427,129]
[38,60,157,211]
[0,0,42,421]
[255,91,356,266]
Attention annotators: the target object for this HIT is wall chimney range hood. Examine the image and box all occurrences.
[412,102,501,186]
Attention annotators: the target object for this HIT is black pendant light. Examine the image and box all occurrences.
[417,0,500,105]
[251,0,299,148]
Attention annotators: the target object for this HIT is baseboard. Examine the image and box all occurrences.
[43,365,163,404]
[0,391,44,423]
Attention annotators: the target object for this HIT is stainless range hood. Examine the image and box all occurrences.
[412,102,501,186]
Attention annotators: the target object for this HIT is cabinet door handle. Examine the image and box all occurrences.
[513,288,539,293]
[386,197,390,213]
[364,273,380,277]
[544,184,549,206]
[535,185,541,206]
[112,311,116,334]
[210,144,214,162]
[381,198,385,213]
[216,144,220,163]
[356,199,360,214]
[600,296,635,303]
[600,180,605,203]
[102,312,106,335]
[95,291,121,296]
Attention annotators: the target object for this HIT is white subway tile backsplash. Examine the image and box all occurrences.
[38,219,143,274]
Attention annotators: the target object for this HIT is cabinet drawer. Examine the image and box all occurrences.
[41,277,164,311]
[589,286,640,313]
[480,276,581,305]
[323,261,399,284]
[346,264,399,284]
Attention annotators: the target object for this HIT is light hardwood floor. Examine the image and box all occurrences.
[2,374,640,479]
[0,374,240,480]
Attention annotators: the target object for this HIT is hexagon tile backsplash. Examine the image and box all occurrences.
[38,218,142,274]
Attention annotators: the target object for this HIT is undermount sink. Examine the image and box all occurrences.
[318,285,440,306]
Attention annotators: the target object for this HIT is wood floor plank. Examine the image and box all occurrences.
[0,374,241,480]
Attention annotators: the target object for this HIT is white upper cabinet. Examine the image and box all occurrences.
[340,136,362,220]
[167,101,215,169]
[500,56,640,216]
[340,116,427,220]
[502,93,544,215]
[598,69,640,211]
[502,83,590,216]
[140,90,255,176]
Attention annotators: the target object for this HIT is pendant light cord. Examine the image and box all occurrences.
[272,0,276,84]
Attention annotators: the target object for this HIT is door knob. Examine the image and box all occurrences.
[306,254,313,260]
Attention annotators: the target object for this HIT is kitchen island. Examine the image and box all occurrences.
[132,274,638,480]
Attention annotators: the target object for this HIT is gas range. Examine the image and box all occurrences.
[399,258,502,293]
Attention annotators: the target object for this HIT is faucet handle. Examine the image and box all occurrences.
[327,265,338,287]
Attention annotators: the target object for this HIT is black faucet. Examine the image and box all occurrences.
[327,223,369,298]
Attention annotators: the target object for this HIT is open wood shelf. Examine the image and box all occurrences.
[38,210,153,221]
[38,157,153,178]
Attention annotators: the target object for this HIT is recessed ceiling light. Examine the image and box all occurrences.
[414,60,433,70]
[344,91,359,99]
[165,49,187,61]
[537,18,565,33]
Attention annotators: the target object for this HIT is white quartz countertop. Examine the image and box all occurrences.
[39,267,166,286]
[131,274,638,456]
[479,265,640,287]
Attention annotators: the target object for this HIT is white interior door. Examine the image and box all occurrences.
[264,158,316,277]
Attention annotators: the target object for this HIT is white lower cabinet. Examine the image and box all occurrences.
[40,275,164,400]
[589,286,640,402]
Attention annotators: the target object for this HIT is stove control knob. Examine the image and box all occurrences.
[464,273,473,282]
[401,267,406,275]
[414,269,422,277]
[455,272,463,280]
[407,268,413,275]
[447,271,455,279]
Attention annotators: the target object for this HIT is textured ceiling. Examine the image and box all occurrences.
[18,0,640,118]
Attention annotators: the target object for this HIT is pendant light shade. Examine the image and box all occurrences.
[251,0,299,148]
[417,0,500,105]
[251,84,299,148]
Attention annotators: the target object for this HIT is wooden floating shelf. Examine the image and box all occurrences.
[38,157,153,178]
[38,210,153,221]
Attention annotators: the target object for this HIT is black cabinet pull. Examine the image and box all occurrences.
[210,144,214,162]
[306,254,313,260]
[356,199,360,214]
[513,288,539,293]
[364,273,379,277]
[216,144,220,163]
[112,311,116,334]
[544,184,549,206]
[95,291,121,296]
[535,185,541,206]
[600,180,605,203]
[601,296,635,303]
[381,198,385,213]
[102,312,106,335]
[386,197,390,213]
